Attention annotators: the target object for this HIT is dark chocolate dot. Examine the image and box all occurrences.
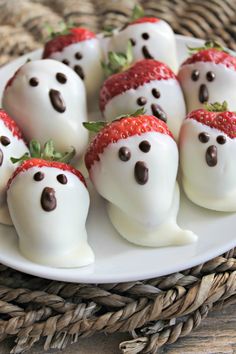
[142,32,149,40]
[75,52,83,60]
[62,59,70,65]
[34,171,44,181]
[29,77,39,87]
[130,38,136,46]
[57,174,68,184]
[152,88,161,99]
[216,135,226,144]
[206,71,215,82]
[191,69,200,81]
[137,96,147,106]
[0,136,10,146]
[56,72,67,84]
[139,140,151,153]
[119,147,131,162]
[198,132,210,143]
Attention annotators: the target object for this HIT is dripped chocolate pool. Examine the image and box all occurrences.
[134,161,149,185]
[41,187,57,212]
[49,89,66,113]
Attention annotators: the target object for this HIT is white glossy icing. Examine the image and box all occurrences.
[49,38,104,108]
[103,80,186,140]
[7,166,94,267]
[2,59,89,162]
[108,21,178,73]
[179,119,236,211]
[178,62,236,113]
[0,119,29,225]
[89,132,197,246]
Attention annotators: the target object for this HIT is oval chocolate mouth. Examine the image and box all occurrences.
[134,161,149,185]
[41,187,57,212]
[49,89,66,113]
[74,65,85,80]
[151,104,167,122]
[142,45,154,59]
[199,84,209,103]
[206,145,217,167]
[0,149,3,166]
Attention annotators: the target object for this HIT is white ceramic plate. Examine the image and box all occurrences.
[0,35,235,284]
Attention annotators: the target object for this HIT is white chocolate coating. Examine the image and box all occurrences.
[7,166,94,267]
[178,62,236,113]
[89,132,197,246]
[179,119,236,211]
[2,59,89,162]
[48,38,104,109]
[108,21,178,73]
[0,120,29,225]
[103,80,186,140]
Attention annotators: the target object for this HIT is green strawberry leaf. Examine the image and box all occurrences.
[187,39,229,55]
[42,139,55,160]
[131,4,145,21]
[29,139,41,158]
[83,121,108,133]
[114,107,146,120]
[45,21,75,40]
[57,148,76,163]
[102,25,115,38]
[205,101,228,112]
[10,153,30,164]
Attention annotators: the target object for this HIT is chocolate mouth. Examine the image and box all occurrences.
[206,145,217,167]
[49,89,66,113]
[41,187,57,212]
[142,45,154,59]
[151,104,167,122]
[134,161,149,185]
[74,65,85,80]
[199,84,209,103]
[0,149,3,166]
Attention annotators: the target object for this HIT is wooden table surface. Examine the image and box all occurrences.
[0,303,235,353]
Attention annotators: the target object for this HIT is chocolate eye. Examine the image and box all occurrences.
[191,70,200,81]
[56,73,67,84]
[29,77,39,87]
[206,71,215,82]
[142,32,149,40]
[57,174,68,184]
[119,147,131,162]
[152,88,161,99]
[216,135,226,144]
[75,52,83,60]
[130,38,136,46]
[34,171,44,181]
[0,136,10,146]
[198,132,210,143]
[139,140,151,153]
[137,96,147,106]
[62,59,70,65]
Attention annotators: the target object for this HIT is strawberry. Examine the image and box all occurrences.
[84,113,173,170]
[42,27,96,58]
[128,17,160,26]
[0,109,23,139]
[8,158,86,189]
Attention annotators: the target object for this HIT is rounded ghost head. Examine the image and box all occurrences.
[7,159,94,267]
[0,110,29,225]
[2,59,89,161]
[85,115,178,227]
[178,48,236,113]
[108,17,178,72]
[100,60,186,139]
[179,108,236,211]
[43,28,104,105]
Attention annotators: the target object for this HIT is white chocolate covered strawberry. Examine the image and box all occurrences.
[85,114,197,247]
[100,60,186,140]
[0,110,29,225]
[2,59,89,162]
[180,103,236,211]
[7,158,94,267]
[43,27,104,107]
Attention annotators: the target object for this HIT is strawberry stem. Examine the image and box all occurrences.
[204,101,228,112]
[187,40,228,55]
[131,4,145,21]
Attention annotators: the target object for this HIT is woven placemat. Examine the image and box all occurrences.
[0,0,236,353]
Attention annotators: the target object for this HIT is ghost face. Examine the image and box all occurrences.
[180,119,236,210]
[2,59,89,160]
[178,63,236,113]
[49,39,104,105]
[7,166,94,267]
[0,120,28,225]
[103,80,186,140]
[108,21,178,72]
[89,132,178,228]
